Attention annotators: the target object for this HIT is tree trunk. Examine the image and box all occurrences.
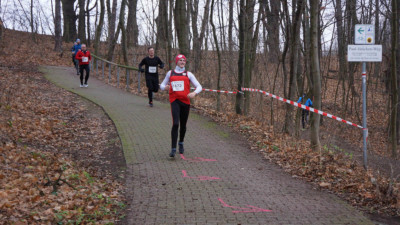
[94,0,105,55]
[210,0,221,111]
[190,0,211,73]
[283,0,304,134]
[236,0,246,115]
[61,0,77,42]
[264,0,280,63]
[310,0,321,151]
[127,0,139,48]
[78,0,86,42]
[391,0,398,158]
[228,0,234,52]
[106,0,118,61]
[107,0,126,63]
[174,0,190,66]
[54,0,62,51]
[119,0,128,65]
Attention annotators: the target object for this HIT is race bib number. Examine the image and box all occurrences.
[82,57,88,62]
[171,81,184,92]
[148,66,157,73]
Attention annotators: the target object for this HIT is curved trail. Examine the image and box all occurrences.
[42,66,372,224]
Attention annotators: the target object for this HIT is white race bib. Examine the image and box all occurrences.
[148,66,157,73]
[171,81,184,92]
[82,57,88,62]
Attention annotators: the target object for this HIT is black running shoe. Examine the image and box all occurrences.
[169,149,176,157]
[179,143,184,154]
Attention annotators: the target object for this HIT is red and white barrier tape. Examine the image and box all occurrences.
[191,87,238,94]
[241,88,364,129]
[189,86,364,129]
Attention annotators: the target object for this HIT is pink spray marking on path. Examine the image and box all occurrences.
[218,198,272,213]
[181,170,221,181]
[180,154,217,162]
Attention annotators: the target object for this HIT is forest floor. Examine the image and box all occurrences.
[0,29,399,224]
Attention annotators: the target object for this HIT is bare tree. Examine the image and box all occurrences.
[54,0,62,51]
[94,0,105,55]
[228,0,234,52]
[106,0,118,61]
[174,0,190,65]
[310,0,321,151]
[210,0,221,111]
[127,0,139,47]
[235,0,261,115]
[190,0,211,73]
[283,0,305,134]
[262,0,280,62]
[78,0,86,42]
[61,0,77,42]
[391,0,398,158]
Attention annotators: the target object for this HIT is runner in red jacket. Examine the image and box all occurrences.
[75,44,92,88]
[160,54,202,157]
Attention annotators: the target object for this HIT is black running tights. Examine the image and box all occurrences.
[170,100,190,149]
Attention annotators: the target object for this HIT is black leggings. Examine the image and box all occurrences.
[79,64,90,85]
[146,76,159,103]
[171,100,190,149]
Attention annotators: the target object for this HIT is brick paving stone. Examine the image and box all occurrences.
[43,66,373,225]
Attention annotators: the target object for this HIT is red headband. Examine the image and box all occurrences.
[175,54,186,64]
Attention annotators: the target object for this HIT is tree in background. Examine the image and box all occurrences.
[54,0,62,51]
[61,0,77,42]
[127,0,139,48]
[78,0,86,43]
[310,0,321,151]
[106,0,118,61]
[391,0,398,158]
[94,0,105,55]
[236,0,261,115]
[174,0,190,67]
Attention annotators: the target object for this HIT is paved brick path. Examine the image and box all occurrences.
[42,66,373,225]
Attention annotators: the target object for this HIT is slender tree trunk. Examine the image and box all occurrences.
[106,0,118,61]
[107,0,126,64]
[190,0,211,73]
[210,0,221,111]
[242,0,261,116]
[236,0,246,115]
[174,0,190,67]
[127,0,139,47]
[228,0,234,52]
[94,0,105,55]
[54,0,62,51]
[86,0,92,46]
[310,0,321,151]
[391,0,398,158]
[61,0,77,42]
[78,0,86,42]
[266,0,280,63]
[283,0,304,134]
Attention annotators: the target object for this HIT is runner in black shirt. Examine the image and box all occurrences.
[139,47,165,107]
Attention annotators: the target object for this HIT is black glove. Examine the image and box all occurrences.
[160,63,165,69]
[139,68,145,72]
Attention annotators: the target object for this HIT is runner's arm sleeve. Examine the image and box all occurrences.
[138,58,145,69]
[158,58,165,69]
[75,52,81,60]
[160,71,171,91]
[188,72,202,94]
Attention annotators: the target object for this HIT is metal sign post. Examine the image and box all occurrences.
[348,24,382,170]
[361,63,368,169]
